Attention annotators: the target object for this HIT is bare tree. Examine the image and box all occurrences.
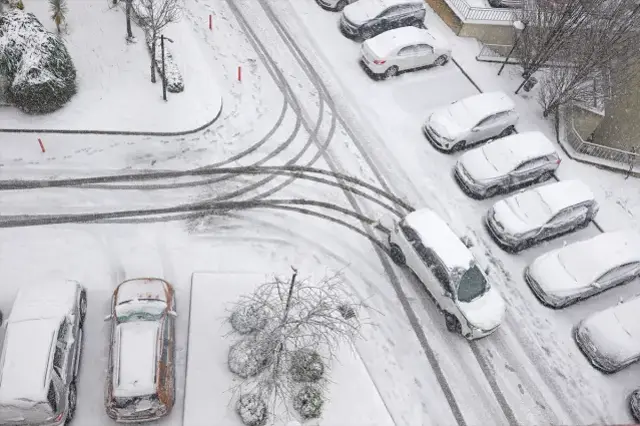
[134,0,181,83]
[226,268,367,423]
[536,0,640,116]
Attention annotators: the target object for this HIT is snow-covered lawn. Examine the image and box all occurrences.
[184,271,394,426]
[0,0,221,132]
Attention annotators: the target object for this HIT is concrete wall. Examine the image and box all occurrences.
[571,104,604,141]
[458,22,516,45]
[424,0,463,32]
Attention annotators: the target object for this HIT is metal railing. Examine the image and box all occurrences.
[477,44,520,61]
[567,107,640,166]
[444,0,517,22]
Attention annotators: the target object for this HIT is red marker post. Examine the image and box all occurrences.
[237,66,242,82]
[209,15,212,30]
[38,138,45,153]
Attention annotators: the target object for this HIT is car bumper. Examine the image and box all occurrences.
[453,166,486,197]
[360,57,386,74]
[107,406,168,423]
[422,124,454,151]
[339,20,360,38]
[573,325,621,374]
[484,214,519,249]
[465,323,500,339]
[523,268,568,309]
[316,0,340,10]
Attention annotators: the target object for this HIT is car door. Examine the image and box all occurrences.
[53,318,74,387]
[414,43,436,67]
[594,262,640,291]
[371,6,397,33]
[396,45,419,70]
[508,157,549,187]
[418,248,457,312]
[157,318,174,407]
[545,205,589,238]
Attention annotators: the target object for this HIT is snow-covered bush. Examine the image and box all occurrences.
[228,337,275,378]
[293,385,324,420]
[230,305,268,335]
[0,10,76,113]
[236,394,268,426]
[146,34,183,93]
[290,349,324,383]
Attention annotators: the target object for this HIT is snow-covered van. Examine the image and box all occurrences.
[0,280,87,426]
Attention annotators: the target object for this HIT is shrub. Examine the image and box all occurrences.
[0,11,76,114]
[145,33,183,93]
[290,349,324,383]
[236,394,268,426]
[228,337,274,378]
[230,305,268,335]
[293,385,324,420]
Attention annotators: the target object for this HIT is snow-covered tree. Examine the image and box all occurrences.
[227,268,365,424]
[49,0,68,34]
[133,0,181,83]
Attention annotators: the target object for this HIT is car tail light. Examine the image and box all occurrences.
[556,158,562,165]
[55,412,64,422]
[373,59,386,64]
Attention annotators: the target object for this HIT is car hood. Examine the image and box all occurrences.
[580,311,640,366]
[428,111,465,140]
[343,1,380,25]
[458,149,503,181]
[458,286,505,331]
[528,252,589,298]
[491,199,536,235]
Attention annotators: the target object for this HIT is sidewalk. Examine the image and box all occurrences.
[0,0,222,134]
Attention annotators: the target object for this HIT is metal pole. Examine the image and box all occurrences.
[161,35,167,101]
[497,38,519,76]
[515,74,529,94]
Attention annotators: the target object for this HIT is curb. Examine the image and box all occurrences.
[0,98,223,137]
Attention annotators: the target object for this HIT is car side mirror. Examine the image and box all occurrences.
[168,311,178,317]
[104,314,112,321]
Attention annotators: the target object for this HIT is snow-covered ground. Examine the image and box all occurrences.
[2,0,640,424]
[185,271,394,426]
[0,0,221,132]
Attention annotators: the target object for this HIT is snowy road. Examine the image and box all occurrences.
[2,0,640,424]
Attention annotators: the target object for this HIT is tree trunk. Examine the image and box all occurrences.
[125,0,133,39]
[56,21,60,33]
[150,39,157,83]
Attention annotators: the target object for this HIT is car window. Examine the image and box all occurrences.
[57,319,68,343]
[47,382,57,413]
[397,46,417,56]
[514,157,548,172]
[400,223,420,242]
[597,262,640,285]
[550,206,588,225]
[415,44,434,54]
[475,114,497,128]
[379,5,400,18]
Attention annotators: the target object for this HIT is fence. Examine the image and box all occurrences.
[566,107,639,167]
[444,0,516,22]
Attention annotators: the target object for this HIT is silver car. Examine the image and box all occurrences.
[485,179,598,252]
[316,0,357,11]
[0,281,87,426]
[525,230,640,308]
[454,131,560,198]
[575,297,640,373]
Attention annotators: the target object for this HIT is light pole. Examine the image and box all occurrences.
[161,35,174,101]
[497,20,526,76]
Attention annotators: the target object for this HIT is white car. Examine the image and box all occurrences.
[454,131,561,198]
[423,91,518,152]
[485,179,598,252]
[575,296,640,373]
[525,231,640,308]
[316,0,357,11]
[360,27,450,79]
[387,208,505,339]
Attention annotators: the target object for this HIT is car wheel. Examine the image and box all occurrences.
[335,0,347,10]
[361,27,374,39]
[452,140,467,152]
[513,240,528,253]
[389,243,406,266]
[498,126,516,138]
[0,310,3,327]
[434,55,448,66]
[484,186,500,198]
[445,312,462,334]
[536,171,554,183]
[65,382,77,424]
[383,66,399,79]
[412,19,423,28]
[78,290,87,329]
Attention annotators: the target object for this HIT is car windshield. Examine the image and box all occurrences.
[455,265,489,303]
[116,299,166,322]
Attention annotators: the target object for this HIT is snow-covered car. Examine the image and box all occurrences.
[574,296,640,373]
[340,0,426,40]
[485,179,598,252]
[488,0,522,8]
[629,389,640,422]
[316,0,358,11]
[0,280,87,426]
[105,278,176,423]
[423,91,518,152]
[525,230,640,308]
[454,131,561,198]
[386,208,506,339]
[360,26,450,79]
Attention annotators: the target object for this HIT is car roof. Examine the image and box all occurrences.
[455,91,516,118]
[483,131,556,161]
[0,318,60,404]
[357,0,423,13]
[365,27,449,56]
[534,179,595,213]
[549,230,640,282]
[404,208,474,271]
[8,280,79,324]
[114,321,160,398]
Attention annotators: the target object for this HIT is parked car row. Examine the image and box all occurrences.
[0,278,176,425]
